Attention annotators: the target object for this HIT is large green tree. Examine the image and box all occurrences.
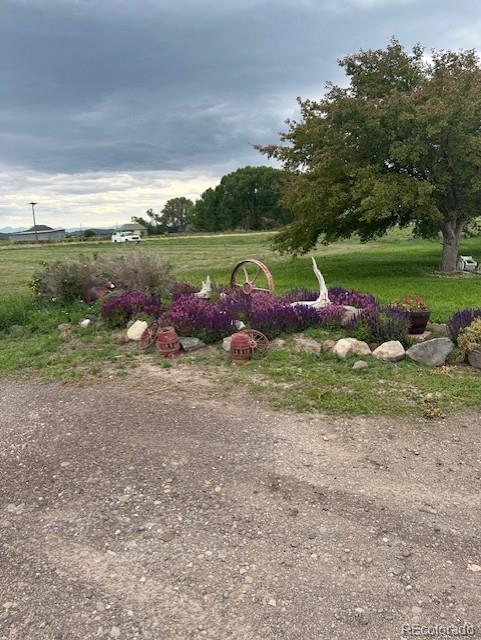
[161,197,194,233]
[258,40,481,271]
[191,166,293,232]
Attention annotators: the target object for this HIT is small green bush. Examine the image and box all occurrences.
[32,255,103,303]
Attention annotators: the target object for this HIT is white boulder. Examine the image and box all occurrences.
[333,338,371,359]
[372,341,405,362]
[127,320,149,341]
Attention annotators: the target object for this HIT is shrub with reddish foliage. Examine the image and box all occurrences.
[101,290,162,327]
[166,295,235,343]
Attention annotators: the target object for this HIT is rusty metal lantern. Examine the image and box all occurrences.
[156,326,181,358]
[230,332,256,364]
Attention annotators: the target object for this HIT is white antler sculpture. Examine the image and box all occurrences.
[194,275,212,299]
[291,257,331,309]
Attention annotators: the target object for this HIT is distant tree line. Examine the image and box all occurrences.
[133,166,293,234]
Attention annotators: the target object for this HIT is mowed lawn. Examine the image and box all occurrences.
[2,230,481,320]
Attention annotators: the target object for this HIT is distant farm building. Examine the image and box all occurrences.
[120,222,147,237]
[10,225,66,243]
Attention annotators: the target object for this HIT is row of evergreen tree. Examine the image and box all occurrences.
[133,166,293,234]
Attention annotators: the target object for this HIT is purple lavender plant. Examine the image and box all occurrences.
[346,304,410,344]
[448,308,481,339]
[166,295,235,343]
[328,287,377,308]
[101,290,162,327]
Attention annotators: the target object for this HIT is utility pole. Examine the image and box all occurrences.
[29,202,38,242]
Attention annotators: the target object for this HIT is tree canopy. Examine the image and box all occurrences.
[191,166,293,232]
[133,197,194,235]
[258,39,481,271]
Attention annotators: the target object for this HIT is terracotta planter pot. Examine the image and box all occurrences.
[408,310,431,335]
[468,349,481,369]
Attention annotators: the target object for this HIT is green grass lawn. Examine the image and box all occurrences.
[2,230,481,320]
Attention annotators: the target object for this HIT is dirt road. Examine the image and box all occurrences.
[1,365,480,639]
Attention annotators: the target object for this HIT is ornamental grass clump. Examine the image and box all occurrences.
[97,252,174,298]
[166,295,235,343]
[457,318,481,354]
[448,308,481,340]
[101,290,162,327]
[347,305,410,344]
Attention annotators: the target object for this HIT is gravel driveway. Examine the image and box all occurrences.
[1,364,480,639]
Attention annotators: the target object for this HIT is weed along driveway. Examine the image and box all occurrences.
[1,367,480,639]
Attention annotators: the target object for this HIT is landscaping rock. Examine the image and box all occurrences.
[352,360,368,371]
[333,338,371,359]
[126,320,148,341]
[372,341,405,362]
[293,334,321,355]
[321,339,337,353]
[270,338,287,349]
[179,337,205,352]
[428,322,450,337]
[79,318,91,328]
[406,338,455,367]
[57,323,72,333]
[408,331,432,342]
[234,320,246,330]
[341,305,362,327]
[222,336,232,352]
[467,350,481,369]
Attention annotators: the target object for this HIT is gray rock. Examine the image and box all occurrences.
[467,350,481,369]
[57,323,72,333]
[179,337,205,352]
[333,338,371,359]
[428,322,450,337]
[352,360,368,371]
[270,338,287,349]
[222,336,232,352]
[341,305,362,327]
[372,341,405,362]
[408,331,432,342]
[126,320,148,341]
[321,339,337,353]
[293,334,321,355]
[406,338,455,367]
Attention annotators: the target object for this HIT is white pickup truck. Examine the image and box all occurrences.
[111,231,141,244]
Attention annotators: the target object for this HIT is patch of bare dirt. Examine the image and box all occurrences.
[0,370,480,639]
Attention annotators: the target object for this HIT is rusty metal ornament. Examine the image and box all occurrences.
[139,319,161,350]
[230,259,275,295]
[155,326,181,358]
[241,329,269,355]
[231,332,255,364]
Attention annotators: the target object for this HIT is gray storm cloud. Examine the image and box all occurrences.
[0,0,479,226]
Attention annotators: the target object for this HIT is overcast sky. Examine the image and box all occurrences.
[1,0,480,229]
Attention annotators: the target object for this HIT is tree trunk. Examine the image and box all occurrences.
[440,221,464,272]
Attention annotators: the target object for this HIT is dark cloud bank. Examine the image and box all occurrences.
[1,0,477,175]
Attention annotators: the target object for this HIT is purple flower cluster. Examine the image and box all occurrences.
[317,304,346,329]
[279,286,377,309]
[448,308,481,339]
[166,295,235,343]
[328,287,377,308]
[346,304,410,344]
[278,288,319,304]
[101,290,162,327]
